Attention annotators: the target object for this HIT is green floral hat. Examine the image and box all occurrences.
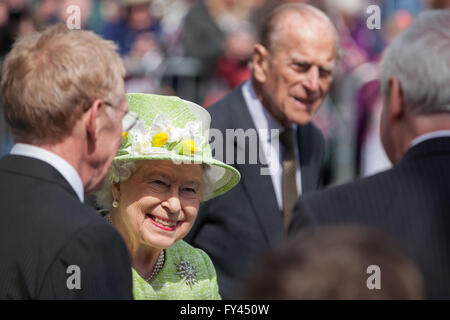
[116,93,240,200]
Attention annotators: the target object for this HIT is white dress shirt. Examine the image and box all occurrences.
[410,130,450,148]
[242,80,302,210]
[10,143,84,202]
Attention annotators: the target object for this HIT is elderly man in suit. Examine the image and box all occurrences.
[185,3,339,298]
[290,10,450,299]
[0,25,133,299]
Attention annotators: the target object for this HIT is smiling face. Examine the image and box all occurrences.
[254,11,337,127]
[112,160,202,250]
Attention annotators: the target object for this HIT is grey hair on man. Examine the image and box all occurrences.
[381,10,450,115]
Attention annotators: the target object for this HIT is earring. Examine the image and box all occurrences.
[112,200,118,208]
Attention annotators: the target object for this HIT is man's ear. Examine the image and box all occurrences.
[83,99,104,142]
[252,43,269,83]
[387,76,405,122]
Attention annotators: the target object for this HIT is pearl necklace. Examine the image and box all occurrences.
[146,249,165,283]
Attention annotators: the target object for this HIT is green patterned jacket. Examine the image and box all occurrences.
[132,240,221,300]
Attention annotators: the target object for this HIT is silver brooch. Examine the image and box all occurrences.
[175,258,198,288]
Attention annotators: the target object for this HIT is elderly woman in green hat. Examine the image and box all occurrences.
[96,93,240,300]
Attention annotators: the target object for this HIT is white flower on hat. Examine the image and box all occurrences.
[126,115,175,156]
[176,121,206,155]
[126,120,156,155]
[125,114,205,157]
[148,114,182,147]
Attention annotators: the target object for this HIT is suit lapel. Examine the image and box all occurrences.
[0,155,79,199]
[226,87,283,246]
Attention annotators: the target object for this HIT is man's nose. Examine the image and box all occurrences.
[302,66,320,93]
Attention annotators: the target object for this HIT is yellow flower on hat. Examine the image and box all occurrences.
[180,139,198,155]
[152,132,169,147]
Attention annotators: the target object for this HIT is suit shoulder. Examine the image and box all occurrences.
[39,219,132,299]
[63,219,126,250]
[47,219,129,279]
[207,87,245,128]
[300,168,399,223]
[47,190,105,227]
[305,168,396,204]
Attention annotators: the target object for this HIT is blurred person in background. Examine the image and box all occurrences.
[33,0,60,27]
[241,225,424,299]
[290,10,450,299]
[181,0,254,104]
[356,78,391,176]
[0,24,132,299]
[103,0,165,94]
[317,0,423,184]
[0,0,35,156]
[203,20,256,107]
[313,0,379,185]
[32,0,102,31]
[427,0,450,8]
[103,0,162,56]
[150,0,193,55]
[185,3,338,299]
[357,9,414,177]
[0,0,33,55]
[0,0,35,64]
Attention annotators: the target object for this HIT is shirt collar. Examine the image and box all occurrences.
[10,143,84,202]
[410,130,450,148]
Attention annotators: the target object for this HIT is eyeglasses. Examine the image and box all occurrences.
[104,101,139,132]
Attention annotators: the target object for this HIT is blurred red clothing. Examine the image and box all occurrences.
[215,55,250,89]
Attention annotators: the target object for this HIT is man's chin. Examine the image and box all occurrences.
[289,112,313,126]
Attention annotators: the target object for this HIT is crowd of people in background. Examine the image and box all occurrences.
[0,0,449,186]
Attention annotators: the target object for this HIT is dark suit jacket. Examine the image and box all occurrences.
[0,155,133,299]
[185,85,325,299]
[289,137,450,299]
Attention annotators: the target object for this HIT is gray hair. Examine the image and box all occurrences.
[95,160,215,210]
[381,10,450,115]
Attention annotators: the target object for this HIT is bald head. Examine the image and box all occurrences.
[260,3,339,55]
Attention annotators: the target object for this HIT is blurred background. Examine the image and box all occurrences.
[0,0,449,187]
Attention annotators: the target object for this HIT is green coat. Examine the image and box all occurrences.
[132,240,221,300]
